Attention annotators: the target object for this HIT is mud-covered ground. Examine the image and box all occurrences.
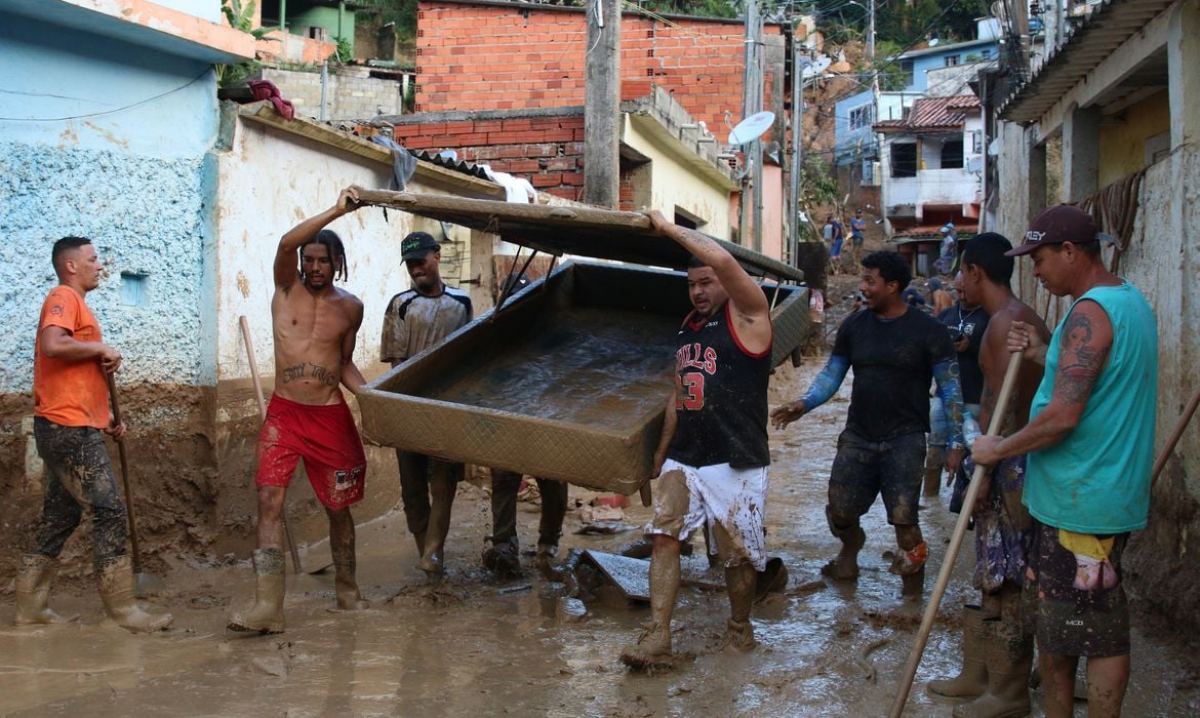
[2,359,1198,717]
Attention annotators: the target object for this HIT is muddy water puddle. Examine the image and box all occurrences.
[3,362,1198,716]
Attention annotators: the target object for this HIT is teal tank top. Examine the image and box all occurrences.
[1024,283,1158,533]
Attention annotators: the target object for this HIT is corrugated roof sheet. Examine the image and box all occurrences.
[874,94,980,132]
[998,0,1176,123]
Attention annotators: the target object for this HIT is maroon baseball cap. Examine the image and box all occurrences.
[1006,204,1099,257]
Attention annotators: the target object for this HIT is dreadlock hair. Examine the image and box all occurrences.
[51,236,92,275]
[299,229,348,282]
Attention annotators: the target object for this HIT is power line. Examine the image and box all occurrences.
[0,69,212,122]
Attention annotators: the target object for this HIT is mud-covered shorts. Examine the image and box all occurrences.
[1026,520,1130,657]
[828,429,926,526]
[645,458,769,571]
[256,394,367,510]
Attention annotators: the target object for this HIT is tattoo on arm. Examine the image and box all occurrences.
[1054,311,1106,406]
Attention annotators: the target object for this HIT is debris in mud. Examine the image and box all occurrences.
[575,521,637,536]
[556,597,587,623]
[854,637,891,683]
[788,578,827,597]
[860,606,960,631]
[250,656,287,677]
[386,583,469,606]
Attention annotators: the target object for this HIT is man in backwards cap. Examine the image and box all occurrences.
[973,205,1158,718]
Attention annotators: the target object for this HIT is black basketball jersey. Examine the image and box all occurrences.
[666,302,771,468]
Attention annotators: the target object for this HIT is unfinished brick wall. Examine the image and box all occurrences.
[392,112,588,201]
[414,1,785,136]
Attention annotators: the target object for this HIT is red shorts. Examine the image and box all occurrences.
[255,393,367,510]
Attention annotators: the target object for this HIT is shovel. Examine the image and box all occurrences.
[105,373,165,598]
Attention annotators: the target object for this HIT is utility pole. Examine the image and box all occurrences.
[583,0,621,208]
[739,0,764,252]
[789,36,809,268]
[867,0,875,68]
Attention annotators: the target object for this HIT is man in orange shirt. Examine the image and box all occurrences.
[15,236,172,633]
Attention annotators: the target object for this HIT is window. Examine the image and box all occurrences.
[849,104,874,131]
[892,143,917,178]
[944,55,960,67]
[900,59,914,86]
[941,139,964,169]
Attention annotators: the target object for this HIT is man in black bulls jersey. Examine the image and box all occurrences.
[620,211,774,670]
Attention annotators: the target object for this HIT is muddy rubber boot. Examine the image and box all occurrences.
[14,554,71,626]
[227,549,285,634]
[481,537,522,578]
[923,447,945,497]
[724,562,758,652]
[621,544,679,670]
[334,570,370,611]
[419,474,456,579]
[98,555,173,634]
[901,564,926,598]
[954,606,1032,717]
[822,511,865,581]
[928,605,988,698]
[533,543,557,578]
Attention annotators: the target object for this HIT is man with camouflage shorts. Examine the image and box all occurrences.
[974,206,1158,718]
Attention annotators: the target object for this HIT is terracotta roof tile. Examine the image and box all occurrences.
[874,94,980,132]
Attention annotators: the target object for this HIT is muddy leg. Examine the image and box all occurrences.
[1040,653,1080,718]
[620,534,679,669]
[823,506,865,580]
[328,507,369,610]
[256,486,287,550]
[713,523,757,652]
[1085,654,1130,718]
[922,445,945,497]
[419,460,459,578]
[397,450,430,556]
[535,477,568,574]
[483,469,522,576]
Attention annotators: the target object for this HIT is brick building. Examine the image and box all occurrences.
[384,0,798,252]
[413,0,786,136]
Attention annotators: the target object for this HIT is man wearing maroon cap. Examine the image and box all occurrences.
[973,205,1158,718]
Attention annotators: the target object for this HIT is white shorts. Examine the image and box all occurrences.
[644,458,770,571]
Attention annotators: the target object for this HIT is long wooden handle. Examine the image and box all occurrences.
[889,351,1023,717]
[239,316,303,574]
[105,373,141,573]
[1151,384,1200,486]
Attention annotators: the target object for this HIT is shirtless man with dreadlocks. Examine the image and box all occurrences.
[228,187,371,634]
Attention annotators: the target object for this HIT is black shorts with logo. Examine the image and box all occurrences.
[1026,520,1130,657]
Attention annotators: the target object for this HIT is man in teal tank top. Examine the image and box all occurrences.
[973,205,1158,718]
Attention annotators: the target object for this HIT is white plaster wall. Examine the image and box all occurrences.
[214,119,474,386]
[621,118,733,239]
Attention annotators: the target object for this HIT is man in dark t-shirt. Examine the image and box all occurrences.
[926,277,988,495]
[772,251,966,597]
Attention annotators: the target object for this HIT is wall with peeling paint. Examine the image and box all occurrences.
[0,12,221,394]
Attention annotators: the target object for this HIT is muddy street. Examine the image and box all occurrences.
[2,360,1197,717]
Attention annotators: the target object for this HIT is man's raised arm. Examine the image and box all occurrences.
[646,210,770,321]
[275,186,363,291]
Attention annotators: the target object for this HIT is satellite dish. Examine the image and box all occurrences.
[728,111,776,146]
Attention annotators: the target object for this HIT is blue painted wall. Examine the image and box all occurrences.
[903,40,998,93]
[0,12,219,392]
[834,88,876,166]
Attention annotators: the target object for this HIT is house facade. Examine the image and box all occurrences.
[991,0,1198,629]
[0,0,507,579]
[874,94,983,252]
